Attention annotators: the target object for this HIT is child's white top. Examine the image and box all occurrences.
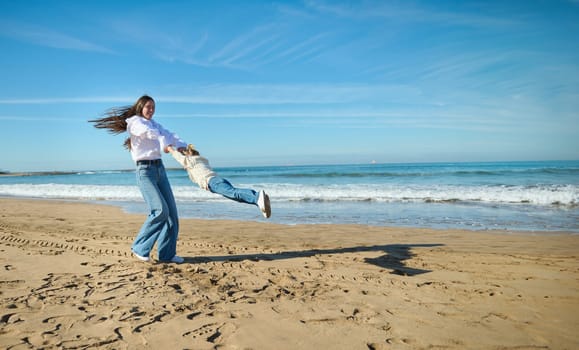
[170,149,217,190]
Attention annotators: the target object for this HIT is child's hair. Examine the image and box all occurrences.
[187,144,200,156]
[89,95,154,150]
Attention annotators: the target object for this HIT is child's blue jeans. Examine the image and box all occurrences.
[208,176,258,205]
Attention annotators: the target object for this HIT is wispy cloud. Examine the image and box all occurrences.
[0,116,82,122]
[0,20,113,53]
[274,3,316,20]
[207,24,279,66]
[106,18,199,61]
[304,0,518,28]
[0,83,500,109]
[167,28,335,70]
[109,19,283,69]
[0,97,133,104]
[0,107,522,133]
[1,78,571,134]
[270,32,331,64]
[155,83,423,105]
[156,32,209,64]
[104,5,343,71]
[0,83,411,105]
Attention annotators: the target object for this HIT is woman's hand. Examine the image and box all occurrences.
[165,144,194,155]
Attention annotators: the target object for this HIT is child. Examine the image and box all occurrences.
[169,144,271,218]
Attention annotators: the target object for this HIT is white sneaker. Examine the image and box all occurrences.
[257,190,271,218]
[169,255,185,264]
[132,251,150,262]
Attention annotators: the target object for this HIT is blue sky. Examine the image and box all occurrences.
[0,0,578,172]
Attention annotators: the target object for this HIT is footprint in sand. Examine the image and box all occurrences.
[182,322,236,344]
[183,322,219,340]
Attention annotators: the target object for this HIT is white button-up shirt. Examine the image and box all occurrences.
[126,115,187,162]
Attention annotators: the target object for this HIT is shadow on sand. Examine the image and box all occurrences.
[184,243,443,276]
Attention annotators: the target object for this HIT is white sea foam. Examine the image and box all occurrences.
[272,183,578,206]
[0,184,143,201]
[1,183,577,206]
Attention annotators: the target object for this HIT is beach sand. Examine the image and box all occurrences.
[0,198,577,349]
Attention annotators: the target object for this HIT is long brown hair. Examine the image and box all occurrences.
[89,95,154,149]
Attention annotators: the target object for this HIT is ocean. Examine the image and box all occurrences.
[1,160,578,233]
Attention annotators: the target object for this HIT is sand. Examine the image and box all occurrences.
[0,198,577,349]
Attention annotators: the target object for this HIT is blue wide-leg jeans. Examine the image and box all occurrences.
[132,161,179,261]
[208,176,258,205]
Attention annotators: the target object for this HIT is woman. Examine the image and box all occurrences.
[90,95,186,264]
